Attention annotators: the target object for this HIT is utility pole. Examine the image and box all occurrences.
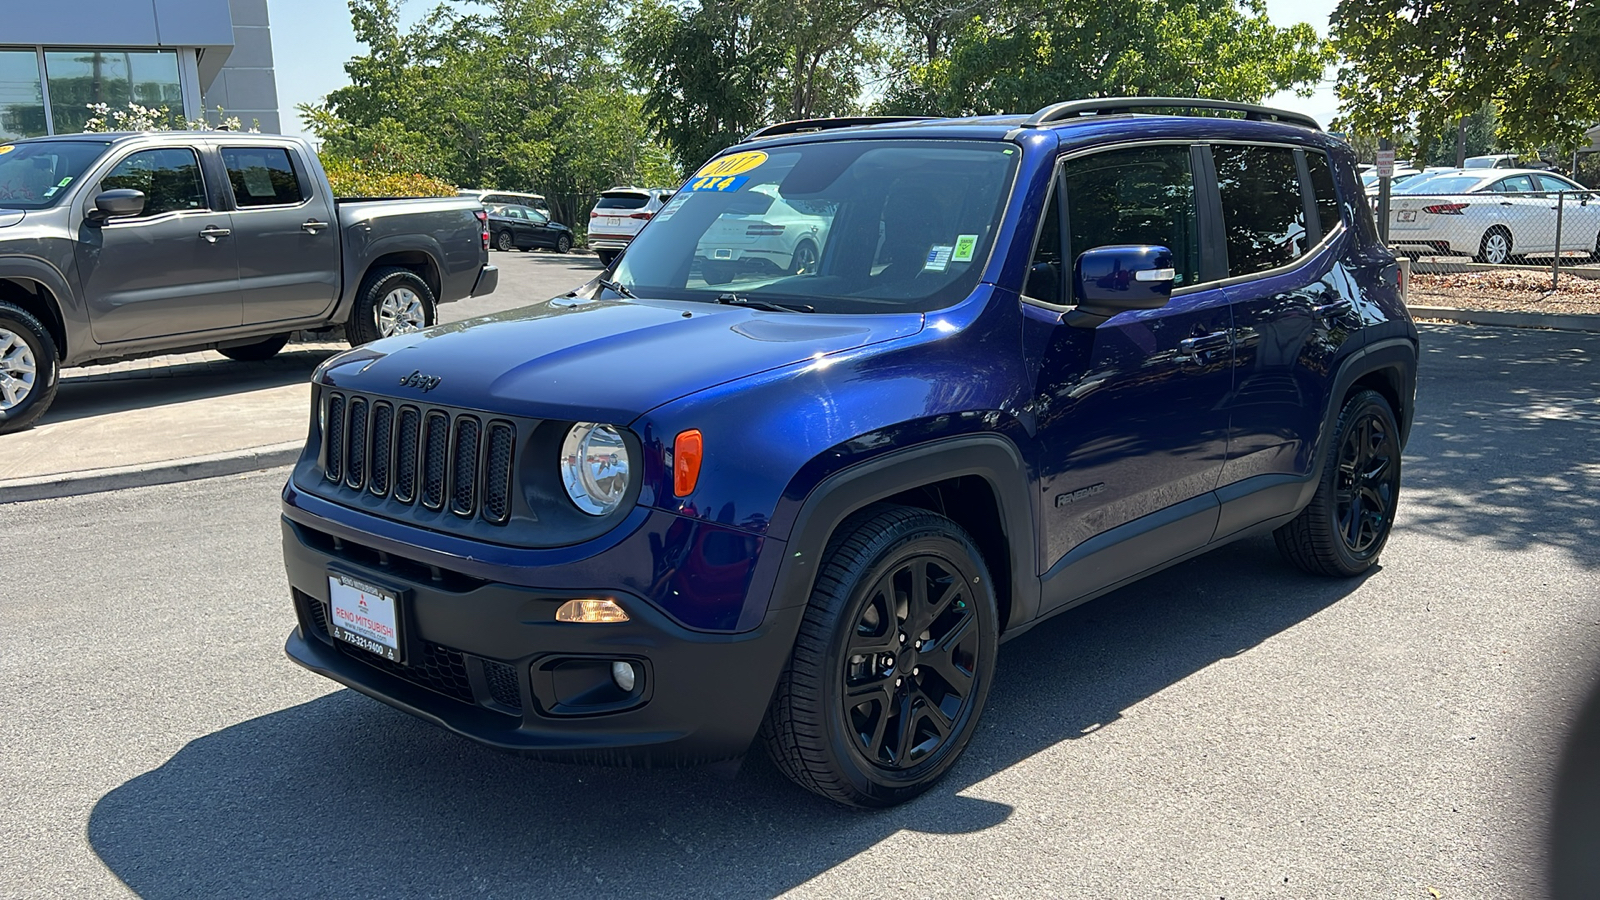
[1455,117,1467,167]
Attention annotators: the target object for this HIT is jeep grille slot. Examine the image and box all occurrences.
[324,393,346,483]
[344,397,368,491]
[483,421,515,524]
[368,402,394,496]
[314,392,528,528]
[450,416,481,517]
[393,406,421,503]
[421,411,450,510]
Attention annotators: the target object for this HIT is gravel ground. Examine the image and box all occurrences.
[1409,270,1600,315]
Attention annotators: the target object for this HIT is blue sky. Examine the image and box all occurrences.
[268,0,1342,138]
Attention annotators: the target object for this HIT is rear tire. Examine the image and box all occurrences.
[761,504,999,808]
[496,230,515,252]
[1274,390,1402,577]
[345,267,435,347]
[596,249,618,268]
[789,240,819,275]
[216,333,289,361]
[702,260,735,284]
[556,234,572,254]
[1476,227,1513,264]
[0,301,60,435]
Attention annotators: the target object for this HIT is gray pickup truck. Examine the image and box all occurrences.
[0,132,497,433]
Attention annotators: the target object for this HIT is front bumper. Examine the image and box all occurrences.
[282,515,802,763]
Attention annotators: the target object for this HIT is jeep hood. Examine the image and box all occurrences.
[317,295,924,422]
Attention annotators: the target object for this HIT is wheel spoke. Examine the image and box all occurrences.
[863,696,893,760]
[890,692,916,763]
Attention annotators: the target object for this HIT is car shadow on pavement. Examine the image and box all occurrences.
[1403,325,1600,568]
[86,536,1362,899]
[42,348,340,426]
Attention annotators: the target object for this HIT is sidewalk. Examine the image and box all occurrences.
[0,343,342,503]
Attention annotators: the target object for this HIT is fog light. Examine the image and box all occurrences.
[611,660,637,692]
[554,598,629,623]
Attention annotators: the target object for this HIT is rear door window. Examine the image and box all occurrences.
[1304,151,1342,237]
[221,147,305,207]
[1063,144,1201,289]
[100,147,206,217]
[1490,175,1535,193]
[1213,145,1308,276]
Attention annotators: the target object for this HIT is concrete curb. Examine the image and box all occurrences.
[1407,305,1600,334]
[0,441,302,504]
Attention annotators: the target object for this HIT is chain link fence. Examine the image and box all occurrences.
[1384,188,1600,312]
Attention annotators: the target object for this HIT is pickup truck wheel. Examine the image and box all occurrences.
[216,333,289,361]
[761,504,999,808]
[346,267,435,347]
[0,301,60,435]
[556,234,572,254]
[1274,389,1402,577]
[496,230,516,252]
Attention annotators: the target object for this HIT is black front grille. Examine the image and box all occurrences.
[319,390,522,525]
[483,660,523,711]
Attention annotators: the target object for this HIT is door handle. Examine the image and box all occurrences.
[199,225,231,243]
[1314,299,1352,319]
[302,219,328,234]
[1179,332,1231,363]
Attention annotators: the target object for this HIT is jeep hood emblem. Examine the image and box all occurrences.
[399,370,442,392]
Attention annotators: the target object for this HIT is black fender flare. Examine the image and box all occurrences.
[1300,336,1418,507]
[763,433,1042,632]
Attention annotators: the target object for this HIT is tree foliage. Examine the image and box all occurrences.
[875,0,1330,118]
[302,0,681,225]
[1332,0,1600,154]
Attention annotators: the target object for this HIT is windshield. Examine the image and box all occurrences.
[1397,174,1487,194]
[612,139,1019,314]
[0,140,111,209]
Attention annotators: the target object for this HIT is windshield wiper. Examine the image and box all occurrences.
[594,277,637,299]
[714,293,814,313]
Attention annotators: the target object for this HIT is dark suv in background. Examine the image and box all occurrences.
[281,98,1417,807]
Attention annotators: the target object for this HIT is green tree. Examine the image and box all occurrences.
[1332,0,1600,154]
[877,0,1330,117]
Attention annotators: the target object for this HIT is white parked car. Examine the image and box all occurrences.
[1387,169,1600,264]
[692,184,831,284]
[588,187,674,267]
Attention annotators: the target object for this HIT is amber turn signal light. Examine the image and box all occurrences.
[554,598,630,623]
[674,429,703,496]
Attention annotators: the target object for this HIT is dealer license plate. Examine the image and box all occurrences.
[1398,210,1417,222]
[328,573,404,663]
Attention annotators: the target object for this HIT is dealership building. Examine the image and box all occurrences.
[1,0,281,139]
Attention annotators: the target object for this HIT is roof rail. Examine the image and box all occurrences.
[744,116,936,141]
[1023,97,1320,131]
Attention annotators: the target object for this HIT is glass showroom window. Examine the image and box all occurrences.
[45,49,183,134]
[0,50,47,140]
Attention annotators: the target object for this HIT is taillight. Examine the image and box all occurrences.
[746,224,786,236]
[475,209,489,249]
[629,212,652,220]
[1422,203,1468,215]
[590,211,600,218]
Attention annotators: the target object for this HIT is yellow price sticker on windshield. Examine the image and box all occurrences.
[0,145,14,155]
[694,150,767,179]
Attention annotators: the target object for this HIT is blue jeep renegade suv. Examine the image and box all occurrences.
[281,98,1418,807]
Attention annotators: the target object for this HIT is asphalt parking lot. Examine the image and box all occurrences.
[2,255,1598,897]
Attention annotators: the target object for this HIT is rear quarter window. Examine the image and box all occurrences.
[1305,151,1342,236]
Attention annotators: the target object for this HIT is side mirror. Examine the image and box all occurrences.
[86,189,145,222]
[1065,244,1175,328]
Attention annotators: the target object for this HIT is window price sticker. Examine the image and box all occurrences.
[924,245,954,272]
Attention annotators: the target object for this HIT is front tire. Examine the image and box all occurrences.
[0,301,60,435]
[216,333,289,361]
[1274,389,1402,577]
[761,505,999,807]
[345,267,435,347]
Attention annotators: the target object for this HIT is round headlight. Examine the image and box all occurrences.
[560,423,631,516]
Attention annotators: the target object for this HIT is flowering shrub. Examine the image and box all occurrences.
[320,155,457,198]
[80,103,259,133]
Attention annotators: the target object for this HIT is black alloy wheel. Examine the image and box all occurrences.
[1275,389,1402,576]
[762,505,998,807]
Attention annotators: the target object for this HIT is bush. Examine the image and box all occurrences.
[320,155,457,198]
